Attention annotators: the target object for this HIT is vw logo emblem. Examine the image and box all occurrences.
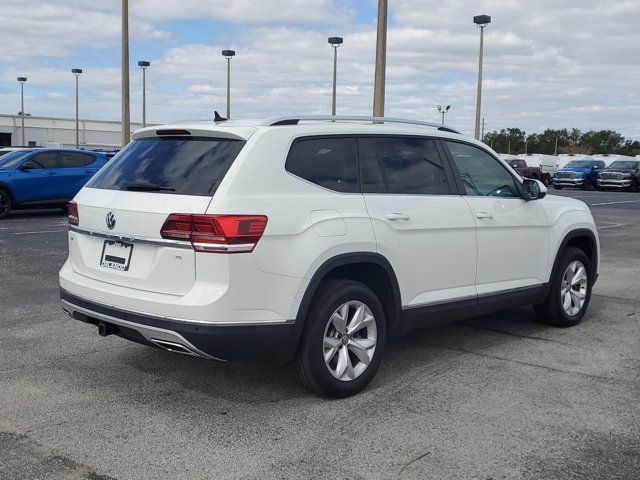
[105,212,116,230]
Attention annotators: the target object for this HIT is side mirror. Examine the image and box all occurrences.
[19,161,37,171]
[523,178,547,201]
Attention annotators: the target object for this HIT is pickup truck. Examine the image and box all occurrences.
[506,158,547,184]
[597,159,640,192]
[553,159,606,190]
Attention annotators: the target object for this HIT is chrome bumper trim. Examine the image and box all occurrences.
[62,299,224,361]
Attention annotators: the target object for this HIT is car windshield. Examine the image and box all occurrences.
[565,160,591,168]
[509,160,527,168]
[0,151,32,169]
[608,161,638,170]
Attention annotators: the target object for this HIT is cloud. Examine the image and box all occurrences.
[0,0,639,139]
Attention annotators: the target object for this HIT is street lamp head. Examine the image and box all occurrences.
[17,77,27,83]
[71,68,83,75]
[473,15,491,26]
[222,50,236,59]
[445,105,451,112]
[138,60,150,68]
[328,36,343,47]
[437,105,442,111]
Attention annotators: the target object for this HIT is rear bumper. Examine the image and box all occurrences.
[61,289,297,362]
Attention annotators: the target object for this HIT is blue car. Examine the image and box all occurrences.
[0,149,107,218]
[553,158,606,190]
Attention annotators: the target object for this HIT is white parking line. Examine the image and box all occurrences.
[11,230,67,235]
[597,223,629,230]
[591,200,640,206]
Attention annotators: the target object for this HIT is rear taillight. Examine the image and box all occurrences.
[161,214,268,253]
[68,201,79,226]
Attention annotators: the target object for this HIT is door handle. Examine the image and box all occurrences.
[386,213,410,221]
[475,212,493,219]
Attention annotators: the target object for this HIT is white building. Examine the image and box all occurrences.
[0,114,146,149]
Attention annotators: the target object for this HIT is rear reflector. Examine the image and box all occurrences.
[161,214,268,253]
[68,201,79,226]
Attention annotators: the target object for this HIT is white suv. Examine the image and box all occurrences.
[59,116,600,397]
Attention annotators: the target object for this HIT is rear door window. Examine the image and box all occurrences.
[87,137,246,196]
[60,152,90,168]
[358,136,451,194]
[285,137,358,193]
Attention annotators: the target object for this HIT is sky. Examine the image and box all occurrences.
[1,0,639,139]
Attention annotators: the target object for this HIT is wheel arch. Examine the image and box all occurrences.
[551,229,598,282]
[0,182,15,203]
[288,252,402,360]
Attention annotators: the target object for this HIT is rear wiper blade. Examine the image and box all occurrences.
[124,181,175,192]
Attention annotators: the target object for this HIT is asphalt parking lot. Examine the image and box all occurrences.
[1,190,639,480]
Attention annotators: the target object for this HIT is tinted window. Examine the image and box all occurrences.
[359,137,450,194]
[88,137,245,196]
[509,159,527,169]
[285,137,358,193]
[29,152,60,169]
[60,152,89,168]
[446,141,521,198]
[594,161,605,169]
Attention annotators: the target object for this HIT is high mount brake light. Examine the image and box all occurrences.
[160,214,268,253]
[68,201,79,226]
[155,129,192,136]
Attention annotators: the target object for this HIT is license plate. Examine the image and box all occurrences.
[100,240,133,271]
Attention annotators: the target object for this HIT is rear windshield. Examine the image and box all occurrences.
[87,137,245,196]
[509,160,527,168]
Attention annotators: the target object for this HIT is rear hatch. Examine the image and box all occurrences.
[68,127,252,295]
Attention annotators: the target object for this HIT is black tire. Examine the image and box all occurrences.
[294,279,387,398]
[542,175,551,187]
[0,189,11,219]
[629,180,639,193]
[598,187,606,192]
[534,246,593,327]
[554,185,563,190]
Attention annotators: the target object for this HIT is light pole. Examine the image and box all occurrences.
[328,37,343,116]
[138,61,150,127]
[71,69,82,148]
[17,77,27,146]
[122,0,131,146]
[373,0,388,117]
[222,50,235,119]
[473,14,491,140]
[437,105,450,125]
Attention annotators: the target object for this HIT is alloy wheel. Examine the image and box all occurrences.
[323,300,377,381]
[560,260,588,316]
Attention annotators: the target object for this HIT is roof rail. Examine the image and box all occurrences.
[263,115,461,134]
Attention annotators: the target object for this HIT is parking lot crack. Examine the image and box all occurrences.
[440,346,626,385]
[398,450,431,476]
[461,323,571,345]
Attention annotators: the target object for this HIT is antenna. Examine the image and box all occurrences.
[214,111,227,122]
